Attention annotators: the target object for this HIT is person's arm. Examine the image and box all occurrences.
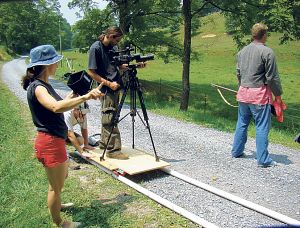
[67,131,83,153]
[87,45,119,91]
[236,53,241,86]
[87,69,119,91]
[264,49,286,121]
[264,50,283,97]
[35,84,103,113]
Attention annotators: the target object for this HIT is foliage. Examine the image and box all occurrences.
[210,0,300,49]
[72,8,116,50]
[0,45,12,61]
[68,0,99,15]
[68,0,186,62]
[0,0,72,54]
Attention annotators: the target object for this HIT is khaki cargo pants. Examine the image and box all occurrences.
[99,90,122,153]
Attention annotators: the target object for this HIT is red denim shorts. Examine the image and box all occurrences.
[34,131,68,168]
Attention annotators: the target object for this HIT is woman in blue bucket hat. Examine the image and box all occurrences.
[22,44,104,227]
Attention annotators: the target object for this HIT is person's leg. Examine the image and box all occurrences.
[67,131,84,152]
[75,132,84,146]
[45,161,68,226]
[231,102,252,157]
[81,128,95,150]
[100,92,122,152]
[81,128,89,146]
[251,104,273,166]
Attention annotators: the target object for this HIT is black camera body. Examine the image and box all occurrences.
[110,47,154,66]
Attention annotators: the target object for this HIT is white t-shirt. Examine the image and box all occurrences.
[64,109,87,131]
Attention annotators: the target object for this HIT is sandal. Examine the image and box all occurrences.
[56,220,82,228]
[61,202,74,210]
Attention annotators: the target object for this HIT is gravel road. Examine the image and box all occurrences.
[1,59,300,227]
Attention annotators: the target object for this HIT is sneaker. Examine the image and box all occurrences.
[106,152,129,160]
[258,161,278,168]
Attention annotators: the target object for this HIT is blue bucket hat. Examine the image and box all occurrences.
[27,44,63,68]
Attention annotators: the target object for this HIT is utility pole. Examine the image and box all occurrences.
[59,18,62,67]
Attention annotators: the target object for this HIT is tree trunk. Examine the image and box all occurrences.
[117,0,131,34]
[180,0,191,111]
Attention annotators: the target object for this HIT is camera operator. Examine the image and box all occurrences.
[87,26,130,160]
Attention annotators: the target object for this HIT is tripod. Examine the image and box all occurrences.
[100,65,159,162]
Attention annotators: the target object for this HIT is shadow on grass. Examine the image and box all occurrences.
[63,193,136,227]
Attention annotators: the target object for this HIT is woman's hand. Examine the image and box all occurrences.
[84,83,105,100]
[65,91,77,100]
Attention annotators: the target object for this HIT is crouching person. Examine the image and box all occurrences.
[64,102,95,153]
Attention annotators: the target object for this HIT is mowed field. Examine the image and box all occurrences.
[58,13,300,149]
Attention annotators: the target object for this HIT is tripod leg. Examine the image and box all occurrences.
[130,84,136,149]
[135,78,159,161]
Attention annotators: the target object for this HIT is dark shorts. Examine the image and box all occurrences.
[34,132,68,168]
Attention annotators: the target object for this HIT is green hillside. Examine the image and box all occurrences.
[137,13,299,136]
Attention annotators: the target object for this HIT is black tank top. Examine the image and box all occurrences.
[27,79,67,139]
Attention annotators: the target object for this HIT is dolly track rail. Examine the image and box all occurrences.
[74,152,300,227]
[161,167,300,226]
[74,152,219,228]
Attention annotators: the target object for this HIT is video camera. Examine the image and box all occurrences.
[110,47,154,66]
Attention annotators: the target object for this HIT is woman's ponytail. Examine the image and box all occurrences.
[21,65,45,90]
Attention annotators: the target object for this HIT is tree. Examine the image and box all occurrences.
[68,0,300,111]
[180,0,191,111]
[0,0,72,54]
[180,0,209,110]
[68,0,183,60]
[72,8,116,50]
[209,0,300,48]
